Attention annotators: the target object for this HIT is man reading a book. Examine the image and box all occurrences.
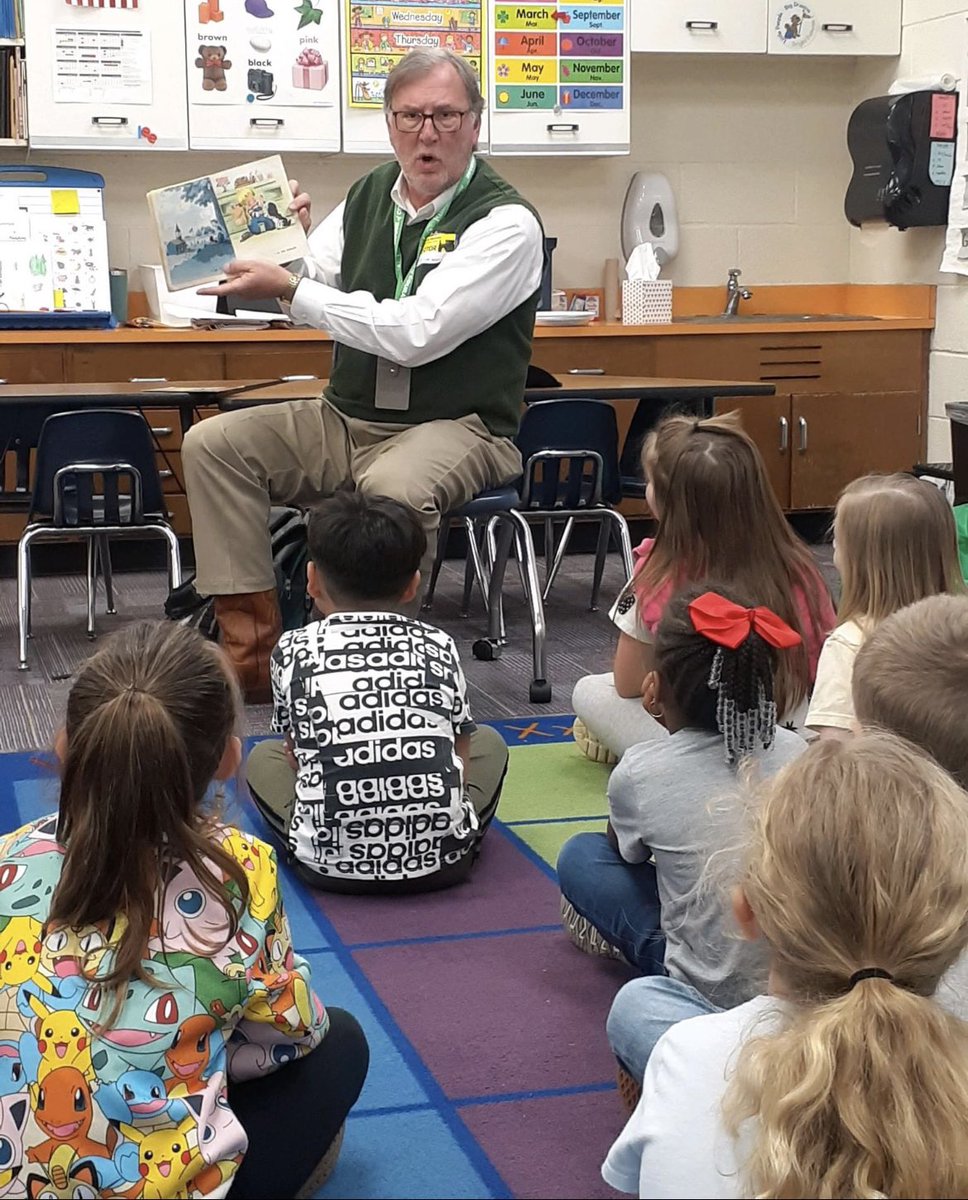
[184,47,543,701]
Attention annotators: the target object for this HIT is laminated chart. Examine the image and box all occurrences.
[492,0,624,111]
[346,0,485,107]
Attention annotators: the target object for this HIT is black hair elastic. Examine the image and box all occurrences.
[848,967,894,990]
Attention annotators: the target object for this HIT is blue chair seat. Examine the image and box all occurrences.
[456,485,521,520]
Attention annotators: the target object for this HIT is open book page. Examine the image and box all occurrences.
[147,155,310,292]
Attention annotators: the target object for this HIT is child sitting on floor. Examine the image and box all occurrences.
[557,583,805,989]
[572,411,835,762]
[246,489,509,894]
[805,472,963,738]
[0,621,368,1199]
[602,733,968,1199]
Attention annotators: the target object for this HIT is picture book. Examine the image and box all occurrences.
[147,155,309,291]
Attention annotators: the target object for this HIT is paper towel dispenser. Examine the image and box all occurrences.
[845,90,958,229]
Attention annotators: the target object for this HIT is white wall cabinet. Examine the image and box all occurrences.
[184,0,341,152]
[631,1,768,55]
[630,0,900,57]
[24,0,188,151]
[766,1,901,57]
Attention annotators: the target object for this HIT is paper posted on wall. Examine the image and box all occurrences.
[147,155,309,292]
[940,22,968,275]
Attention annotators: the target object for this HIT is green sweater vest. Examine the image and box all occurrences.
[324,158,541,439]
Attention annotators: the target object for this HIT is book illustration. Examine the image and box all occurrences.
[148,155,309,291]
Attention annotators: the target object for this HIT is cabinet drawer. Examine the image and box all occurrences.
[0,347,65,384]
[155,450,185,495]
[632,0,767,54]
[223,345,332,381]
[65,346,225,383]
[139,410,184,451]
[767,0,900,56]
[530,336,656,377]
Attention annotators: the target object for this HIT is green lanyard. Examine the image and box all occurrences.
[392,156,477,301]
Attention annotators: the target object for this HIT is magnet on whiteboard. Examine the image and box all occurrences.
[250,35,272,51]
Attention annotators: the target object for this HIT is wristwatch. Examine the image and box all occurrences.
[280,272,301,304]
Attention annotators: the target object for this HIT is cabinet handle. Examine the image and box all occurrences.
[250,117,285,128]
[91,115,128,127]
[158,469,174,479]
[685,20,718,30]
[779,415,789,452]
[149,426,173,436]
[797,416,808,452]
[129,377,167,383]
[917,413,922,437]
[821,23,853,32]
[280,374,318,381]
[546,123,579,133]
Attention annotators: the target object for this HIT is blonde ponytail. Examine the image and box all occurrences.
[724,734,968,1198]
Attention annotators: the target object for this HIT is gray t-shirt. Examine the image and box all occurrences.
[609,726,806,1008]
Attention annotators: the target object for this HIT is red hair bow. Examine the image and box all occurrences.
[687,591,802,651]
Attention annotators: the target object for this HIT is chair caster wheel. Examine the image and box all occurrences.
[472,638,502,661]
[529,679,552,704]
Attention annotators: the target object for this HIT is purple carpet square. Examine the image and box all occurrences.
[460,1090,624,1200]
[314,827,561,946]
[353,929,632,1098]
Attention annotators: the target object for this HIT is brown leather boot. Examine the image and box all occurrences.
[214,589,282,704]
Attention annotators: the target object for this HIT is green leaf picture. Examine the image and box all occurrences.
[295,0,324,27]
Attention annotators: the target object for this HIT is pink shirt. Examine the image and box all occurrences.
[609,537,836,684]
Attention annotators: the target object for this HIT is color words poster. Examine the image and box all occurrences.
[492,0,624,111]
[346,1,484,107]
[184,0,338,109]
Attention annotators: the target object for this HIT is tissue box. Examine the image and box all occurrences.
[292,61,329,90]
[622,279,673,325]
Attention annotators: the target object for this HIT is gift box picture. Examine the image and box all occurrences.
[293,48,329,90]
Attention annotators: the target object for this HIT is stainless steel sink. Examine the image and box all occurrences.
[671,313,881,324]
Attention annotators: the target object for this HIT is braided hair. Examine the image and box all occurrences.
[654,582,795,764]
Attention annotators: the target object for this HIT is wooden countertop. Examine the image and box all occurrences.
[0,285,934,344]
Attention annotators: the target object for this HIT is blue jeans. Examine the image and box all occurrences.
[607,975,722,1082]
[556,832,666,974]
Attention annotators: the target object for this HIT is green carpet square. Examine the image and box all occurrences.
[499,742,611,823]
[506,818,605,871]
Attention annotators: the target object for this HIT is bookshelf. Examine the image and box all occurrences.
[0,1,25,146]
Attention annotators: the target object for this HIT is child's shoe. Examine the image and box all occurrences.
[617,1063,642,1114]
[572,717,618,765]
[296,1123,345,1198]
[560,896,626,962]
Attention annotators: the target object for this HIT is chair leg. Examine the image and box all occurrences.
[606,509,635,580]
[16,531,37,671]
[543,517,555,586]
[542,516,575,602]
[507,510,551,703]
[460,520,476,618]
[97,535,116,614]
[148,523,183,590]
[86,538,97,640]
[484,516,515,644]
[590,518,611,612]
[421,518,450,612]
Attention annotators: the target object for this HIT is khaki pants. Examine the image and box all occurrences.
[246,724,509,893]
[182,397,522,595]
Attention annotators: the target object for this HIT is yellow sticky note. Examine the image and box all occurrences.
[53,289,65,310]
[51,189,80,215]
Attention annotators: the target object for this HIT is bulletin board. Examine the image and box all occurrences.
[0,165,112,329]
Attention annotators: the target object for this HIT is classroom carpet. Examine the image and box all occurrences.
[0,715,629,1200]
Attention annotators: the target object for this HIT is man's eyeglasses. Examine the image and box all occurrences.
[391,109,467,133]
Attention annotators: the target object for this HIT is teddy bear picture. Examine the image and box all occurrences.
[196,45,232,91]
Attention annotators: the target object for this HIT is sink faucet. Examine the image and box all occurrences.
[723,268,752,317]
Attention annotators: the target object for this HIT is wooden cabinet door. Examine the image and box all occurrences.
[0,347,65,384]
[789,391,922,510]
[714,393,792,509]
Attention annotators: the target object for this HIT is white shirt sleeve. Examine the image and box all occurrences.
[804,623,864,732]
[299,200,345,288]
[289,203,544,368]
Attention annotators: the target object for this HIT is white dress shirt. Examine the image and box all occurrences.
[289,164,544,369]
